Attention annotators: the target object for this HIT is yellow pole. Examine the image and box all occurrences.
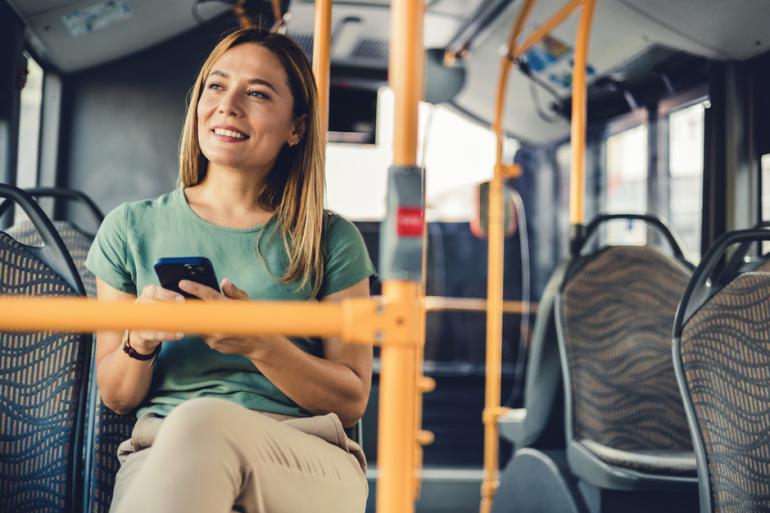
[510,0,583,60]
[0,297,342,336]
[481,3,534,512]
[312,0,332,144]
[377,1,424,512]
[570,0,596,228]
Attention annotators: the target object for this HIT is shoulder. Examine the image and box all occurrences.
[120,189,178,227]
[323,210,363,244]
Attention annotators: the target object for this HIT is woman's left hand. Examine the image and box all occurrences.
[178,278,260,357]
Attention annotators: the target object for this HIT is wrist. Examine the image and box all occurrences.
[247,334,282,362]
[126,331,160,355]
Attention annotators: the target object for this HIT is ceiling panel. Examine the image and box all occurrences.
[22,0,228,71]
[8,0,75,17]
[454,0,770,144]
[621,0,770,60]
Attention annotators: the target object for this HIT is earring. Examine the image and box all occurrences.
[288,137,299,147]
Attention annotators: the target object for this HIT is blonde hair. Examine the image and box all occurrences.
[178,28,326,295]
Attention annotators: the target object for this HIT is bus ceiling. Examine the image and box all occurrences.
[6,0,770,145]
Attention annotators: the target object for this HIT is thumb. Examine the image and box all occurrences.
[221,279,248,300]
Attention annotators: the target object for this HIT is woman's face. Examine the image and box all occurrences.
[197,43,302,174]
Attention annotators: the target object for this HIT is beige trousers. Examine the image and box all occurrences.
[110,397,368,513]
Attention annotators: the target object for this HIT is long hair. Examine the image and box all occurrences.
[178,28,325,295]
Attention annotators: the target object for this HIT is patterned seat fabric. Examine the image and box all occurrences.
[8,220,135,513]
[559,246,693,464]
[8,220,96,296]
[0,233,90,513]
[680,271,770,513]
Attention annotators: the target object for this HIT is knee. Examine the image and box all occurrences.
[158,397,242,446]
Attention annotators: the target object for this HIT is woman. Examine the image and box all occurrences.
[85,28,374,513]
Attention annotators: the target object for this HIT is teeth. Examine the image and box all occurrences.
[213,128,246,139]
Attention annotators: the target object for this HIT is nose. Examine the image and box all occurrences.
[217,89,243,117]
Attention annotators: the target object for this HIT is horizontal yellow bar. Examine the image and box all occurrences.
[0,296,419,346]
[511,0,582,60]
[423,297,536,314]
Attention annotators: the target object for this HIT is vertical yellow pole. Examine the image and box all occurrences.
[481,3,534,513]
[312,0,332,145]
[570,0,596,229]
[377,1,425,513]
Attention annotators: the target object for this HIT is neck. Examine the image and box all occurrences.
[191,163,270,215]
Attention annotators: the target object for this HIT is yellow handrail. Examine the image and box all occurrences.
[376,1,426,513]
[570,0,596,228]
[482,1,597,512]
[0,296,419,345]
[482,1,534,511]
[424,297,537,314]
[312,0,332,143]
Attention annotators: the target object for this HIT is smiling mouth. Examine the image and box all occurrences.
[211,128,249,140]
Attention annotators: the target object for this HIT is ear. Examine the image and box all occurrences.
[289,114,307,145]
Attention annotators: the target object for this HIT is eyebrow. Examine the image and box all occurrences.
[208,70,279,94]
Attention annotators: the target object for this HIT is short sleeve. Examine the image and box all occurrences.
[318,213,376,298]
[85,203,137,294]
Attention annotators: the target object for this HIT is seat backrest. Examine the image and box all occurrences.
[516,262,568,448]
[558,246,692,451]
[0,232,90,513]
[678,271,770,513]
[7,215,134,513]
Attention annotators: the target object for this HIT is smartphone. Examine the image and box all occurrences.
[153,257,220,299]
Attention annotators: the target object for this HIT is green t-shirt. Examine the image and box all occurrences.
[85,188,375,419]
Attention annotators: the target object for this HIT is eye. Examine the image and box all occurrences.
[248,90,270,100]
[206,82,224,91]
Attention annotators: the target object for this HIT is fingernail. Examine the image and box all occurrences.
[176,333,184,339]
[179,280,189,287]
[175,296,185,302]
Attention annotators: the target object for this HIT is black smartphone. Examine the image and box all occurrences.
[153,257,220,299]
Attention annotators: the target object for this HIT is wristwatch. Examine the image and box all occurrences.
[121,330,162,362]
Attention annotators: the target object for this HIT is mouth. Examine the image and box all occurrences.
[210,126,249,141]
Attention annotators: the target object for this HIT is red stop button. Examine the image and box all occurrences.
[397,207,424,237]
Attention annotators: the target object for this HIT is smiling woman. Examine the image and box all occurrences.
[83,28,375,513]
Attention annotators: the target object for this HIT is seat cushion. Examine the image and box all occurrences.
[580,439,696,476]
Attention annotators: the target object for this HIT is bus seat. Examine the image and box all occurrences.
[1,188,134,513]
[674,228,770,513]
[499,262,567,450]
[0,184,90,513]
[558,245,697,487]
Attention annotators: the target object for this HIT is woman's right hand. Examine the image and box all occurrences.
[128,284,187,353]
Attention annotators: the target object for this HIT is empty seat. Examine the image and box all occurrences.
[0,184,90,513]
[556,215,699,502]
[498,262,567,450]
[674,229,770,513]
[1,188,134,513]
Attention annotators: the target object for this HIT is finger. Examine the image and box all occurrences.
[221,279,248,300]
[135,331,185,342]
[178,280,221,300]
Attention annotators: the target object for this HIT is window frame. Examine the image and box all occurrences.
[658,86,709,260]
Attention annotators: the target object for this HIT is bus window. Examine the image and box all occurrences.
[17,54,43,189]
[605,124,648,244]
[668,102,705,260]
